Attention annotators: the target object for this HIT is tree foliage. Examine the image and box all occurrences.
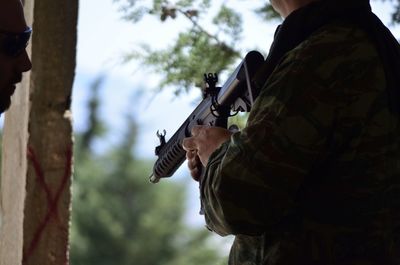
[116,0,259,94]
[115,0,400,96]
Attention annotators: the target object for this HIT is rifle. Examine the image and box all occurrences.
[149,50,265,183]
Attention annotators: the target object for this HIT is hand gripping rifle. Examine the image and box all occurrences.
[149,50,265,183]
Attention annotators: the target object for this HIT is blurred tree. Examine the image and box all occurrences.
[115,0,400,95]
[70,77,224,265]
[80,75,107,152]
[116,0,253,95]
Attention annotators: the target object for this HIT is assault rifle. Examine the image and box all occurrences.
[149,50,265,183]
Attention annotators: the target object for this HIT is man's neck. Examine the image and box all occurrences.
[280,0,318,18]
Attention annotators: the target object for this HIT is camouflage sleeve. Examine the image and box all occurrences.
[200,42,343,236]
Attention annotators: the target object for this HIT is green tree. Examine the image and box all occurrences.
[70,77,225,265]
[116,0,255,95]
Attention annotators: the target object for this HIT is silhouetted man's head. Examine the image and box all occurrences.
[0,0,32,114]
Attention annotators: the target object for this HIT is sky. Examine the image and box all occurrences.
[73,0,400,228]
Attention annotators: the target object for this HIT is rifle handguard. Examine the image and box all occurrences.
[150,50,265,183]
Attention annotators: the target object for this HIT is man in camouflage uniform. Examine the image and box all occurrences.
[183,0,400,264]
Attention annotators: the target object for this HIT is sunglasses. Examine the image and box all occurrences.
[0,27,32,57]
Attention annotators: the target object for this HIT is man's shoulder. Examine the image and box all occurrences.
[288,21,379,65]
[274,21,383,85]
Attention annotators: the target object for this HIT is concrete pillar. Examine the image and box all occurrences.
[0,0,78,264]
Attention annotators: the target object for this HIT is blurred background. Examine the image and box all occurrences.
[69,1,400,264]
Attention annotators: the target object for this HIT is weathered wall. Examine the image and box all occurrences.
[0,0,35,263]
[0,0,78,264]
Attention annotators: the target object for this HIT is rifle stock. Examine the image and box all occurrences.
[150,51,265,183]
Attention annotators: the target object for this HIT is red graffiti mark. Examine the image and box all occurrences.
[23,146,72,264]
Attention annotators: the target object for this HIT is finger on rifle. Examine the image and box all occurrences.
[182,137,197,151]
[191,125,209,137]
[191,166,202,182]
[195,154,203,169]
[187,156,198,170]
[186,149,197,160]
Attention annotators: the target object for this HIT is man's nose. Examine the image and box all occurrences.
[17,50,32,73]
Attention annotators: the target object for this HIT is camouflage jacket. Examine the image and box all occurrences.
[200,21,400,265]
